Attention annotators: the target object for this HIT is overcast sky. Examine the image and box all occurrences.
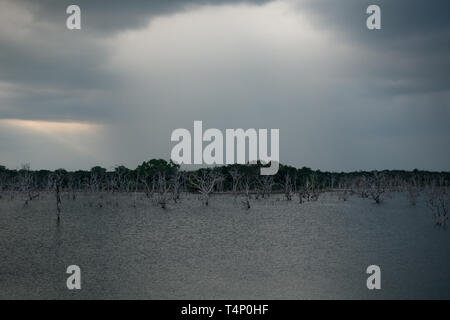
[0,0,449,171]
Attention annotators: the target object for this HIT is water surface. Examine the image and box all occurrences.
[1,192,449,299]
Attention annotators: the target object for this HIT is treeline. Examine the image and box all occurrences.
[1,160,448,225]
[0,159,449,196]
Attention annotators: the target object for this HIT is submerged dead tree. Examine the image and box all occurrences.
[189,169,221,206]
[0,166,4,199]
[297,174,320,203]
[426,186,449,227]
[229,167,242,199]
[155,171,170,209]
[338,189,350,201]
[256,175,275,199]
[170,170,183,203]
[282,173,293,201]
[240,175,252,209]
[406,176,420,206]
[309,173,321,201]
[49,171,65,223]
[19,164,39,206]
[238,164,260,209]
[367,171,386,204]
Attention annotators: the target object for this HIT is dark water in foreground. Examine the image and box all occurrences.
[0,192,449,299]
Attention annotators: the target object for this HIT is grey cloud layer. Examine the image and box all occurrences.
[297,0,450,95]
[1,0,270,121]
[17,0,272,33]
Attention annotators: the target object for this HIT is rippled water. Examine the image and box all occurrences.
[0,192,449,299]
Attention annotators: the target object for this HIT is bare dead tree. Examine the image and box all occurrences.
[189,170,221,206]
[426,186,449,227]
[367,171,386,204]
[406,176,420,206]
[66,174,77,200]
[171,170,183,203]
[181,172,188,195]
[0,166,6,200]
[126,177,134,193]
[138,172,153,199]
[107,174,117,194]
[49,172,64,223]
[19,164,39,205]
[115,167,126,193]
[55,182,62,221]
[215,175,225,193]
[133,176,139,208]
[356,176,369,198]
[330,174,336,190]
[154,172,170,209]
[338,189,349,201]
[89,171,98,193]
[282,173,293,201]
[19,163,31,196]
[108,171,120,207]
[297,188,305,204]
[240,175,251,209]
[229,167,242,199]
[298,173,320,203]
[309,173,321,201]
[256,175,275,199]
[298,177,311,203]
[337,176,353,200]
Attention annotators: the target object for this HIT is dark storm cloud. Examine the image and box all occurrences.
[17,0,272,34]
[298,0,450,38]
[0,0,272,122]
[289,0,450,170]
[297,0,450,95]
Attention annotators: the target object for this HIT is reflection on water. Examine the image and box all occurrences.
[0,192,449,299]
